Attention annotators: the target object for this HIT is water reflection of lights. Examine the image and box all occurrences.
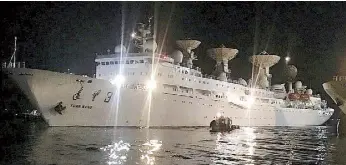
[244,127,256,156]
[140,140,163,165]
[100,140,130,165]
[213,127,257,164]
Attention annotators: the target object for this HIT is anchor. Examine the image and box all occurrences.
[54,101,66,115]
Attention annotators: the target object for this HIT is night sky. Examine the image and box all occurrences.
[1,2,345,96]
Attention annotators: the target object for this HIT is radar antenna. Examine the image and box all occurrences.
[131,16,155,53]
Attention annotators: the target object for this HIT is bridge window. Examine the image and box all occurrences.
[139,60,144,63]
[106,62,109,65]
[101,62,105,65]
[130,60,135,64]
[96,62,100,66]
[110,61,114,65]
[126,60,130,64]
[114,61,119,64]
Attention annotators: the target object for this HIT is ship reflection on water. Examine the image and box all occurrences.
[1,123,344,165]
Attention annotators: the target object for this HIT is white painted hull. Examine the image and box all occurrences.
[5,68,333,127]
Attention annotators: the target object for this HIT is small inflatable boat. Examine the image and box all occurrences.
[209,115,239,132]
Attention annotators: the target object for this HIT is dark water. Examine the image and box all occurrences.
[1,122,345,165]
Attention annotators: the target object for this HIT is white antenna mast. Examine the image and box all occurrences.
[7,36,17,68]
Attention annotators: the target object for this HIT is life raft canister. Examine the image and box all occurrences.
[288,93,300,101]
[299,94,310,101]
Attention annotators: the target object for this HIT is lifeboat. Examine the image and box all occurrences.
[300,94,310,101]
[288,93,300,101]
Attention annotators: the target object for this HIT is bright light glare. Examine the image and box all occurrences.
[131,32,136,38]
[248,97,255,104]
[216,112,222,118]
[147,79,157,89]
[285,56,290,62]
[247,97,255,108]
[110,75,125,88]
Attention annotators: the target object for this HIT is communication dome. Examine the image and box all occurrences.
[114,44,127,53]
[238,78,247,86]
[286,65,298,80]
[295,81,302,89]
[171,50,183,64]
[306,89,313,95]
[143,39,158,52]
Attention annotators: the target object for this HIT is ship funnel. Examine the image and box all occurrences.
[176,39,201,68]
[207,45,238,81]
[249,51,280,88]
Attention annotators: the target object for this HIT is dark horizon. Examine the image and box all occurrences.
[1,2,345,95]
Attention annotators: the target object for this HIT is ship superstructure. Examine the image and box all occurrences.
[2,18,334,127]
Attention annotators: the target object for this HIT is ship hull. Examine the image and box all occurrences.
[4,68,333,127]
[323,81,346,114]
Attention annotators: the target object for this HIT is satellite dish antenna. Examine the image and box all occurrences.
[207,45,238,81]
[249,52,280,88]
[176,39,201,68]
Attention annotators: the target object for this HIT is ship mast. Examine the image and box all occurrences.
[131,17,154,53]
[7,36,17,68]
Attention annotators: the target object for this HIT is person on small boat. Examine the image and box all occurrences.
[210,116,233,132]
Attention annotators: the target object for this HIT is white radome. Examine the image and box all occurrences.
[114,44,127,53]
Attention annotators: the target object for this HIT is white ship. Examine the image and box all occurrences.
[3,19,334,127]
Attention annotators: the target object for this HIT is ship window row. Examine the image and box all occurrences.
[240,96,280,104]
[168,88,228,99]
[97,59,146,66]
[175,67,202,77]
